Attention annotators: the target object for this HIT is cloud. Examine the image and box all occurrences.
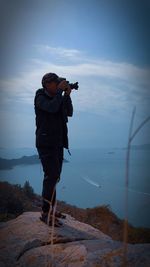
[0,46,150,117]
[34,45,150,84]
[34,45,83,61]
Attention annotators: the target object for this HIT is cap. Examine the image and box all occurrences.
[41,73,59,88]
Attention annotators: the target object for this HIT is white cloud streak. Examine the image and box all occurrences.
[34,45,150,85]
[34,45,83,61]
[0,46,150,117]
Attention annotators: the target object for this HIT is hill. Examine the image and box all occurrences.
[0,155,68,170]
[0,181,150,244]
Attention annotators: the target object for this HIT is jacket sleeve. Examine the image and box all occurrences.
[35,89,63,113]
[63,95,73,117]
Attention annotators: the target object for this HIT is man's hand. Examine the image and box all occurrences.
[58,80,71,95]
[57,80,68,91]
[64,84,71,95]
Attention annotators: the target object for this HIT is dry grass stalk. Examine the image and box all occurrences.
[122,107,150,266]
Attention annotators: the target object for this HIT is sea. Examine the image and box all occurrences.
[0,147,150,228]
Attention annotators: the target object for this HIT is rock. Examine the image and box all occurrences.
[0,212,150,267]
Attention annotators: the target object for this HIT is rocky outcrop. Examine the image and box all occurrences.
[0,212,150,267]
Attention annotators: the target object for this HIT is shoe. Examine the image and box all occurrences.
[55,211,66,219]
[40,212,63,227]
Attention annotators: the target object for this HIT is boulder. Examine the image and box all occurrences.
[0,212,149,266]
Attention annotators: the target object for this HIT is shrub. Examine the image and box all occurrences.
[23,180,34,199]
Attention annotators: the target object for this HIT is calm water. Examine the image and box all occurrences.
[0,148,150,228]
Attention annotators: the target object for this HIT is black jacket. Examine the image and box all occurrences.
[34,88,73,149]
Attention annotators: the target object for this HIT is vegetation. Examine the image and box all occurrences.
[58,201,150,244]
[23,180,35,199]
[0,181,150,244]
[0,181,40,221]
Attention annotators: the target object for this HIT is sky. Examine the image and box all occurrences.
[0,0,150,149]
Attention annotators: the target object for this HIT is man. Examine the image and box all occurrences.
[34,73,73,226]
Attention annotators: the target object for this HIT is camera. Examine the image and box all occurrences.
[57,77,79,90]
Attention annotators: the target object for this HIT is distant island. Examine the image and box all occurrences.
[0,155,68,170]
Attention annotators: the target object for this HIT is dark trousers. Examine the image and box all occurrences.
[37,147,64,213]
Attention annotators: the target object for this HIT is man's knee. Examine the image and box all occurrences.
[43,175,49,181]
[43,175,60,184]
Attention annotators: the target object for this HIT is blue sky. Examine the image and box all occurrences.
[0,0,150,149]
